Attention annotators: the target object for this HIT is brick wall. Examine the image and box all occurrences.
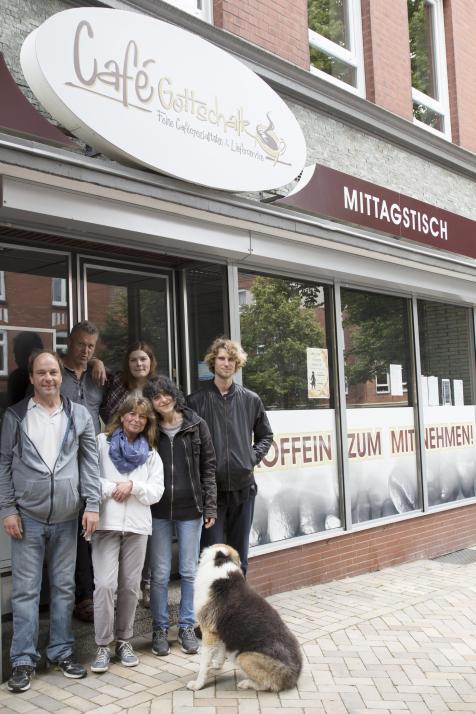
[248,502,476,596]
[213,0,309,69]
[444,0,476,153]
[360,0,412,120]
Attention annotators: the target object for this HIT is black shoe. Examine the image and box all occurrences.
[7,665,35,693]
[152,627,170,656]
[178,625,199,654]
[50,655,87,679]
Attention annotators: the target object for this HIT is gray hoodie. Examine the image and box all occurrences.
[0,396,101,523]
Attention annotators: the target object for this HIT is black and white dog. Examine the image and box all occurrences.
[187,544,302,692]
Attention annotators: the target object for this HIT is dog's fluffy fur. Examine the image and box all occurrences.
[187,544,302,692]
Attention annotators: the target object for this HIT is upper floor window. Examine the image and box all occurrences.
[52,277,67,306]
[308,0,365,96]
[163,0,212,22]
[408,0,451,139]
[0,271,5,301]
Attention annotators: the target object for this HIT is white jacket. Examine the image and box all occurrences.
[96,433,164,535]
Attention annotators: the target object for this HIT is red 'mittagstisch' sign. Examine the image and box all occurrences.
[277,164,476,259]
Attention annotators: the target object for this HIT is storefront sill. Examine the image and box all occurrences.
[249,498,476,558]
[1,136,475,282]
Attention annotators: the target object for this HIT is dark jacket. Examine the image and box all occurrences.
[0,396,100,523]
[152,406,217,521]
[187,381,273,493]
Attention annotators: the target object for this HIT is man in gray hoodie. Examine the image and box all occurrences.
[0,351,101,693]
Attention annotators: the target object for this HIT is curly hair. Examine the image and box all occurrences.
[105,395,157,447]
[143,375,186,412]
[123,341,157,388]
[203,337,247,373]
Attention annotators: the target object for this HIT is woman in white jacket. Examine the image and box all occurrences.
[90,396,164,673]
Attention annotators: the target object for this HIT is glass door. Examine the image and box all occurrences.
[80,258,175,378]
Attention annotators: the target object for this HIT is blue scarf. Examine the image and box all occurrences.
[108,428,149,474]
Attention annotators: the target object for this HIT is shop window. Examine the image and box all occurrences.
[0,244,69,411]
[52,277,67,306]
[417,300,476,506]
[341,288,419,524]
[0,330,7,376]
[186,264,228,393]
[84,263,171,376]
[308,0,365,96]
[408,0,451,139]
[0,271,5,301]
[239,271,341,547]
[163,0,212,22]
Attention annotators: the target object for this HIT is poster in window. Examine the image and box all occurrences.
[306,347,329,399]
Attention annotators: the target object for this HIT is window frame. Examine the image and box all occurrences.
[375,371,390,394]
[409,0,451,140]
[52,277,67,307]
[55,330,69,355]
[0,329,7,376]
[0,271,5,301]
[163,0,213,22]
[308,0,365,97]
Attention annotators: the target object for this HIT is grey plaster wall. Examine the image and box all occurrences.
[288,99,476,221]
[1,0,75,108]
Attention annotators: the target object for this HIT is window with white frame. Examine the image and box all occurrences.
[162,0,212,22]
[238,289,252,307]
[308,0,365,96]
[375,370,390,394]
[408,0,451,138]
[52,277,67,306]
[0,271,5,301]
[376,368,408,394]
[55,331,68,356]
[0,330,7,376]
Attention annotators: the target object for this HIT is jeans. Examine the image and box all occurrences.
[150,517,202,629]
[201,490,256,576]
[10,513,77,667]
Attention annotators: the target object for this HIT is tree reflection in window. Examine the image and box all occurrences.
[239,274,332,410]
[342,289,413,406]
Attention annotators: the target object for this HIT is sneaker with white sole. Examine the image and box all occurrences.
[91,646,110,673]
[178,625,199,654]
[7,665,35,692]
[49,655,86,679]
[115,640,139,667]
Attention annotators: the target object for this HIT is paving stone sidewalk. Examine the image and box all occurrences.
[1,550,476,713]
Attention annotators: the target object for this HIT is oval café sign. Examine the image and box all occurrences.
[21,8,306,192]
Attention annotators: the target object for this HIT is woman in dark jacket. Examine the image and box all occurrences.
[143,376,216,657]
